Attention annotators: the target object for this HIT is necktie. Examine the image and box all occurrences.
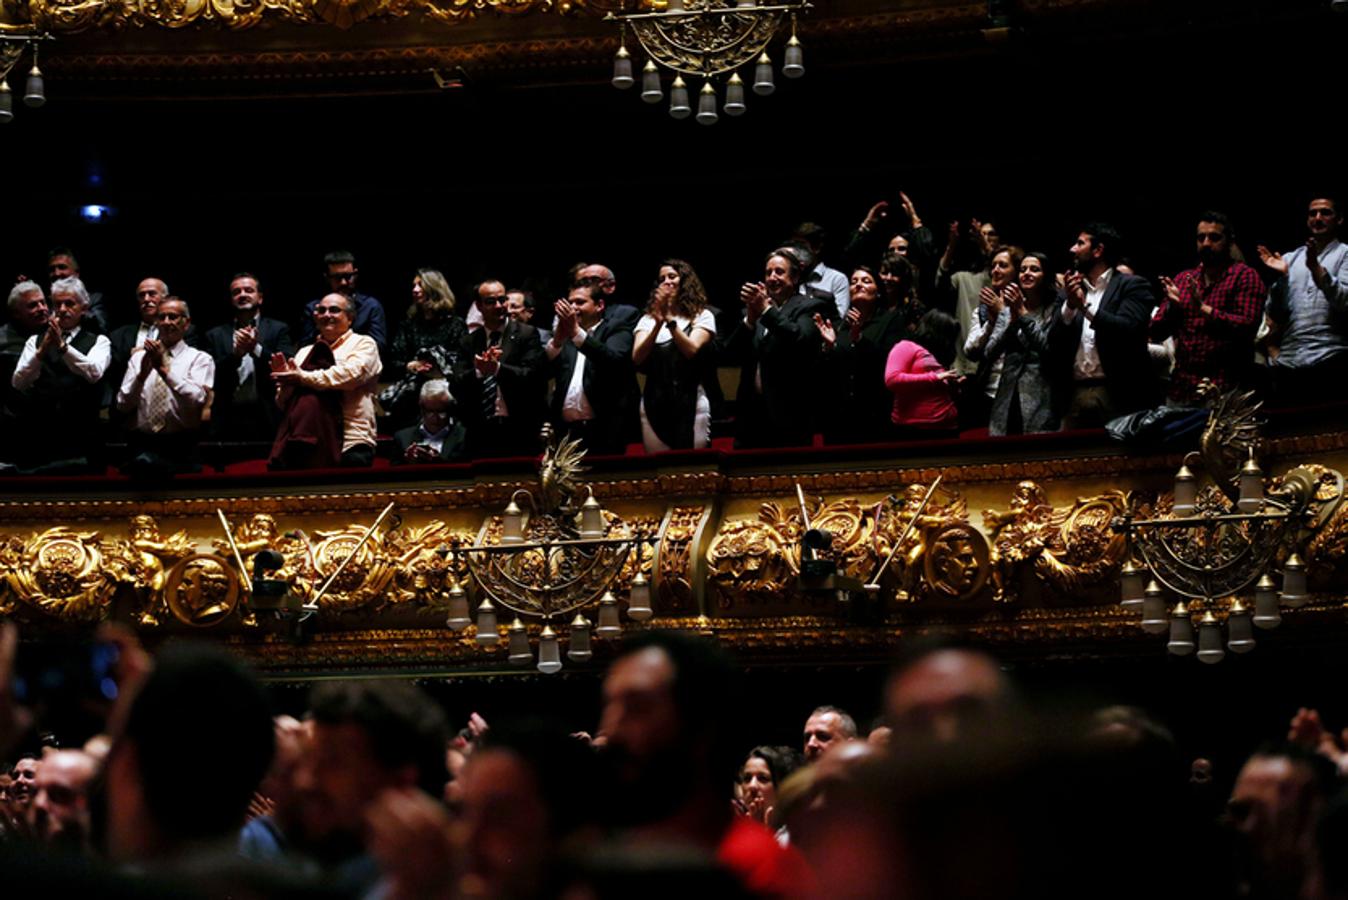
[481,331,501,419]
[145,361,170,432]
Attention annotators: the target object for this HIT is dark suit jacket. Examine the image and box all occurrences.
[203,317,295,440]
[547,307,640,454]
[727,291,836,447]
[457,319,547,439]
[1050,269,1160,415]
[393,421,469,464]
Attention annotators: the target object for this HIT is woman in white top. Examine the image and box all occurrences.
[631,259,717,452]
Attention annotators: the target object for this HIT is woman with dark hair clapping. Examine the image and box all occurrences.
[631,259,718,452]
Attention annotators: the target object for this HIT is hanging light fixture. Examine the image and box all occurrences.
[1112,393,1331,664]
[537,625,563,675]
[22,43,43,108]
[669,76,691,119]
[604,2,811,124]
[452,427,663,673]
[695,81,718,125]
[0,81,12,125]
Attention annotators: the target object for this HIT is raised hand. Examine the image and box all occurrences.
[474,345,501,377]
[740,282,769,323]
[1256,245,1288,276]
[979,285,1003,315]
[898,191,920,227]
[970,218,990,255]
[812,312,836,349]
[554,299,578,341]
[945,219,961,250]
[1003,283,1025,316]
[862,200,889,231]
[1158,275,1182,306]
[233,326,258,358]
[1063,271,1087,310]
[844,306,863,340]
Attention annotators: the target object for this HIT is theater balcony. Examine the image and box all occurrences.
[3,395,1347,681]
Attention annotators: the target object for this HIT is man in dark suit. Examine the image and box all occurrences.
[393,378,468,464]
[204,273,296,443]
[457,278,546,458]
[298,251,388,356]
[1050,222,1159,427]
[545,284,639,456]
[726,247,836,448]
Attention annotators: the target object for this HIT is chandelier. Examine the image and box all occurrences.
[444,427,661,673]
[1112,391,1342,663]
[606,1,812,124]
[0,33,50,123]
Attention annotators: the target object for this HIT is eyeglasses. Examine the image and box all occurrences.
[315,305,347,315]
[155,311,185,321]
[328,270,358,281]
[479,296,506,306]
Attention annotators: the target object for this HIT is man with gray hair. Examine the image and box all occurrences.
[1,281,48,465]
[107,277,170,410]
[10,276,111,471]
[803,705,859,762]
[116,296,215,476]
[393,378,467,463]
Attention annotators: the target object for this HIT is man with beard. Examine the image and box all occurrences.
[1151,212,1264,403]
[598,632,810,897]
[1258,197,1348,403]
[1051,222,1159,427]
[295,681,449,895]
[299,251,388,356]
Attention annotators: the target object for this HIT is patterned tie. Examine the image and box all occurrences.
[480,331,501,419]
[145,367,170,432]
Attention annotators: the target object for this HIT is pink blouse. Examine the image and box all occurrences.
[884,340,958,428]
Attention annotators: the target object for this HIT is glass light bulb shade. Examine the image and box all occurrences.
[445,582,471,630]
[1253,574,1281,629]
[1167,605,1194,655]
[595,592,622,638]
[501,500,525,544]
[23,66,43,108]
[0,82,13,124]
[507,619,533,665]
[1196,614,1225,664]
[753,53,774,95]
[1238,453,1263,514]
[724,73,746,115]
[1141,581,1168,634]
[567,615,593,662]
[1227,602,1255,653]
[669,77,691,119]
[641,62,662,103]
[476,600,499,646]
[1280,554,1308,608]
[782,36,804,78]
[579,493,605,539]
[612,47,634,89]
[696,82,718,125]
[1120,562,1145,609]
[537,626,562,675]
[627,571,653,622]
[1172,465,1197,516]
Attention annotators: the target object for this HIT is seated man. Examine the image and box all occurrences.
[271,292,382,468]
[116,297,215,476]
[394,379,468,464]
[10,276,111,472]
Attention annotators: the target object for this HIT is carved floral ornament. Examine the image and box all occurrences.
[0,0,624,33]
[1,471,1347,647]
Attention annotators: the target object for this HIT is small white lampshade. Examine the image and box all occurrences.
[1253,574,1281,629]
[1280,553,1308,608]
[537,625,562,674]
[724,73,746,115]
[1120,561,1145,610]
[669,76,691,119]
[1196,611,1225,664]
[476,598,500,646]
[641,61,662,103]
[568,615,593,662]
[1141,581,1168,635]
[445,579,471,630]
[627,570,653,622]
[595,591,622,638]
[782,35,804,78]
[752,53,774,95]
[1167,603,1194,656]
[1227,600,1255,653]
[507,618,533,665]
[612,46,634,89]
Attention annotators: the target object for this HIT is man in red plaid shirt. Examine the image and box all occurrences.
[1151,211,1264,403]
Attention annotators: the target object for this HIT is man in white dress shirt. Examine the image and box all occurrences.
[117,297,216,476]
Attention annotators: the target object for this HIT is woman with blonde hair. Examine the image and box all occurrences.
[382,268,468,429]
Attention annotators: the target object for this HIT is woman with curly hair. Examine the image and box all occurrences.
[631,259,718,452]
[381,268,468,429]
